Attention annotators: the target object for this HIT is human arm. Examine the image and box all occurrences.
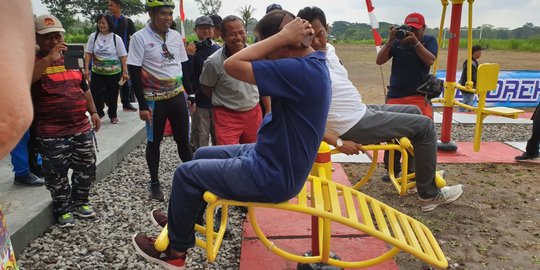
[120,56,129,81]
[0,0,35,159]
[200,85,213,98]
[223,17,313,84]
[81,79,101,132]
[376,27,396,65]
[84,52,92,82]
[323,131,364,155]
[128,64,151,123]
[399,32,436,66]
[32,42,67,83]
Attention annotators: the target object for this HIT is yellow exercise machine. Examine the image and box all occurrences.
[432,0,523,151]
[154,142,449,269]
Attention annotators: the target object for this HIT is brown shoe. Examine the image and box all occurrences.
[150,209,167,228]
[150,185,165,202]
[132,233,185,269]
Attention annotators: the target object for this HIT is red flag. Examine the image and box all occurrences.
[366,0,375,12]
[372,29,382,46]
[180,0,185,21]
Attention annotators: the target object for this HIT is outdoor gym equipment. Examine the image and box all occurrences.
[154,142,449,269]
[431,0,524,151]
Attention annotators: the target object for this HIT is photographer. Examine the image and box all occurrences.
[376,12,438,119]
[186,16,221,149]
[376,12,438,182]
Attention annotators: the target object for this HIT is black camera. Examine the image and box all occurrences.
[194,38,212,50]
[395,25,412,40]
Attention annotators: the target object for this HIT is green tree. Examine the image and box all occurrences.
[194,0,222,16]
[237,5,255,34]
[43,0,144,23]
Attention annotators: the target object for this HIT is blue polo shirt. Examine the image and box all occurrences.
[388,35,438,98]
[248,50,331,202]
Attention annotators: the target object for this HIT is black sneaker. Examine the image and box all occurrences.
[515,152,539,161]
[123,104,137,112]
[150,185,165,202]
[73,204,96,218]
[14,173,44,186]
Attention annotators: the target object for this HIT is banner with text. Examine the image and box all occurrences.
[436,70,540,108]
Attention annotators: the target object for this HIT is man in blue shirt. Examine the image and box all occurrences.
[132,11,329,269]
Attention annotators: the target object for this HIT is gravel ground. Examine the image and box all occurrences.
[16,122,532,269]
[17,137,245,270]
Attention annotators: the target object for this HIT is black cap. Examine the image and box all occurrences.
[266,3,282,14]
[195,16,214,27]
[209,15,222,28]
[472,45,483,53]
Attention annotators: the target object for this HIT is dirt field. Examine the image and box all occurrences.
[334,44,540,270]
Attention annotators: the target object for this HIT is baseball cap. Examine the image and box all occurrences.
[35,14,66,35]
[404,12,425,30]
[266,3,282,14]
[195,16,214,27]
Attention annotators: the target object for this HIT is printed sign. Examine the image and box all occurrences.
[436,70,540,108]
[0,207,18,270]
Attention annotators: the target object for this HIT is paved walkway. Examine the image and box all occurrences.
[0,107,145,256]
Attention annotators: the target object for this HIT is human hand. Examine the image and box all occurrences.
[400,31,418,45]
[139,109,152,124]
[188,100,196,113]
[337,140,364,155]
[122,71,129,82]
[280,17,314,47]
[91,113,101,132]
[388,27,397,43]
[186,42,196,56]
[47,42,67,62]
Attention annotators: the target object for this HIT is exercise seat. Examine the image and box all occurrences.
[153,160,449,269]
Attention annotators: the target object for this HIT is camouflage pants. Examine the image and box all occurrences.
[36,131,96,215]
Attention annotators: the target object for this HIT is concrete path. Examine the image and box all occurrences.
[0,106,145,256]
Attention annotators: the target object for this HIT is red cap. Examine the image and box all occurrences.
[404,13,425,29]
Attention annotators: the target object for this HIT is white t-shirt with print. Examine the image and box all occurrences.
[325,43,367,136]
[86,32,127,75]
[127,24,188,101]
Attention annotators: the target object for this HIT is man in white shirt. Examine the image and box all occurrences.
[127,0,193,201]
[298,6,463,212]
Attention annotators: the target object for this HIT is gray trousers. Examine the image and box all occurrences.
[341,104,439,198]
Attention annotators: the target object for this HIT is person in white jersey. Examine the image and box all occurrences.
[127,0,193,201]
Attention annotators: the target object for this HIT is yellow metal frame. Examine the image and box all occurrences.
[153,142,449,269]
[430,0,524,151]
[332,138,446,196]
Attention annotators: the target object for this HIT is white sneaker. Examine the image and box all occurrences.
[407,170,445,195]
[419,184,463,212]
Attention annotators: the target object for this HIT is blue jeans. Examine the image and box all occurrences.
[167,144,277,251]
[10,130,42,176]
[459,91,475,112]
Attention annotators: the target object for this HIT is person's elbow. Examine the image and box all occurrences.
[0,104,33,152]
[375,55,387,65]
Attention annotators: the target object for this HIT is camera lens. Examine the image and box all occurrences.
[396,29,407,40]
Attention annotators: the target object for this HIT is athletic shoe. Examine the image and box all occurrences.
[73,204,95,218]
[110,117,119,124]
[515,152,539,161]
[14,173,44,186]
[150,209,167,228]
[150,185,165,202]
[419,184,463,212]
[58,212,75,228]
[132,233,185,270]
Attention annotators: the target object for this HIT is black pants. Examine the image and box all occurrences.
[120,81,135,107]
[526,102,540,155]
[90,72,121,118]
[146,93,193,187]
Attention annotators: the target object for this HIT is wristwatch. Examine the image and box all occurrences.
[336,138,344,147]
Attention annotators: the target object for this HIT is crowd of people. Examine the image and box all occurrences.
[1,0,538,269]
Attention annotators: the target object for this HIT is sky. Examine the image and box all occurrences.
[31,0,540,30]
